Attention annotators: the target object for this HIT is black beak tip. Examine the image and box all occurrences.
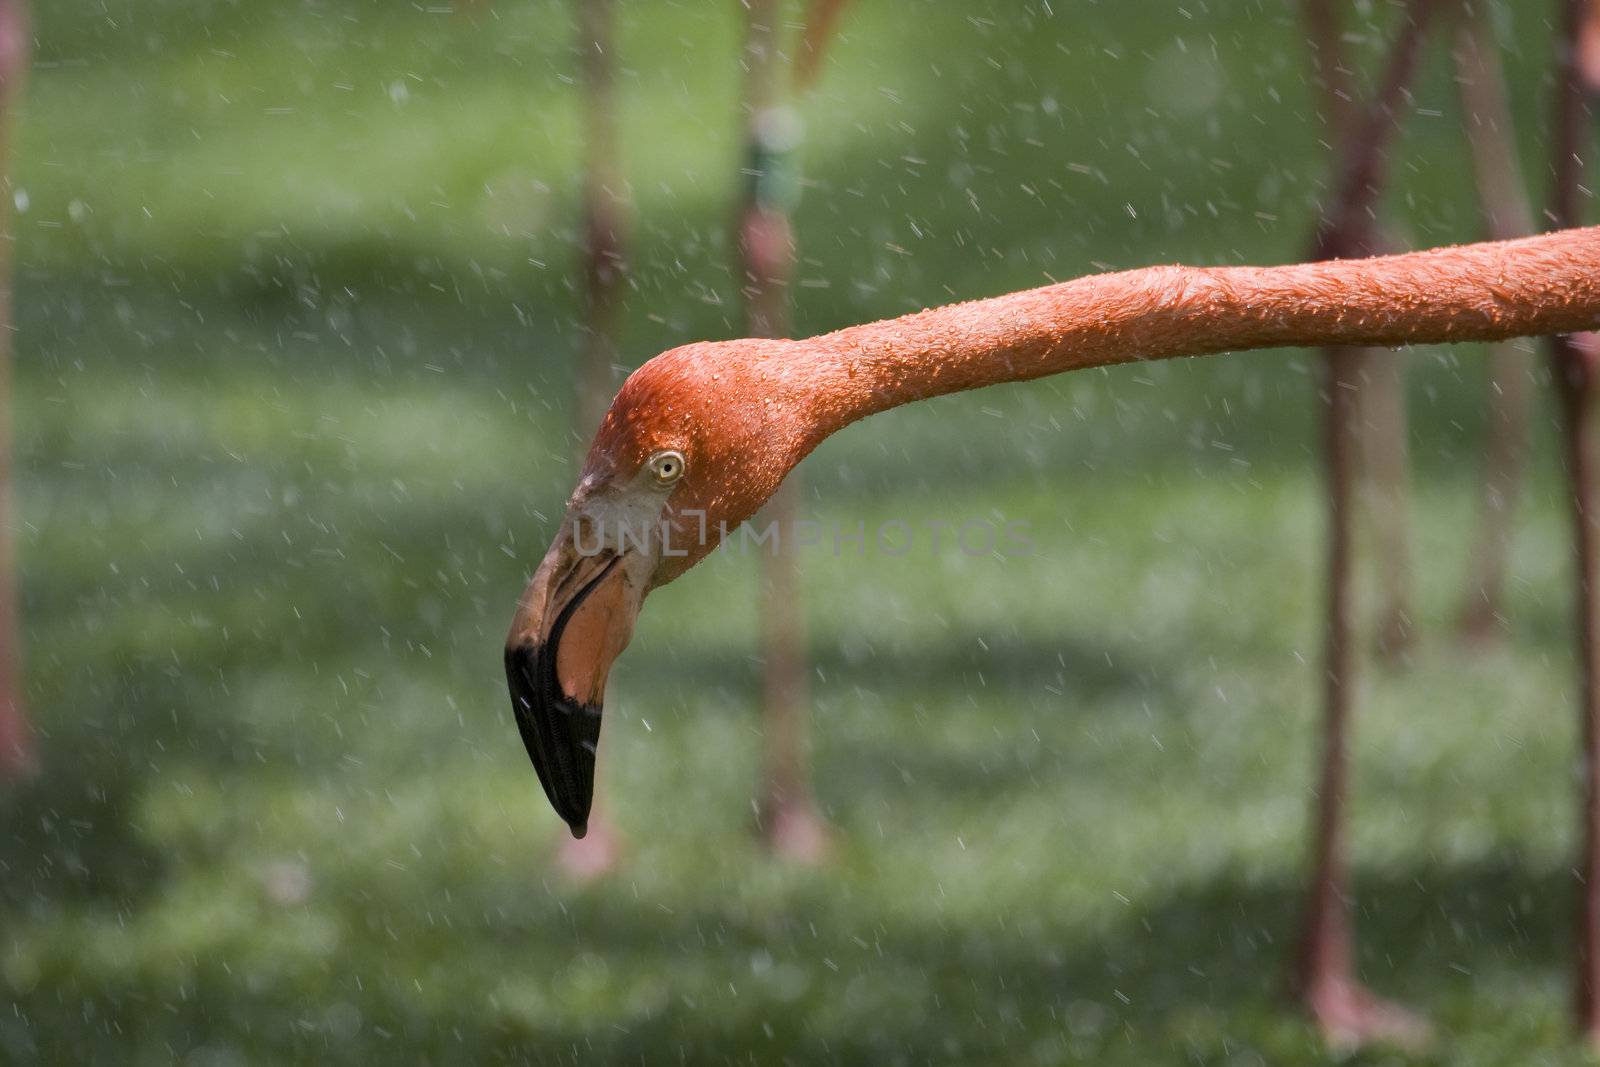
[504,640,603,834]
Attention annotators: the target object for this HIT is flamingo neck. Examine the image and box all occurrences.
[794,227,1600,443]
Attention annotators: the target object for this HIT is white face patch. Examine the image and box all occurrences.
[568,461,683,574]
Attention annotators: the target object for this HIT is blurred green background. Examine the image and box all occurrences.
[4,0,1595,1062]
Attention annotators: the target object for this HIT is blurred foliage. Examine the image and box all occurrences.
[4,0,1596,1062]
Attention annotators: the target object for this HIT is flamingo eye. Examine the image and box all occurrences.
[647,450,686,486]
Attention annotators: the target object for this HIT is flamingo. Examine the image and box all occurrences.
[1454,8,1538,642]
[552,0,630,882]
[1549,0,1600,1039]
[504,226,1600,1020]
[734,0,847,863]
[1297,0,1437,1043]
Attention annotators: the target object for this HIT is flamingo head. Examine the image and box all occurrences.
[504,338,821,836]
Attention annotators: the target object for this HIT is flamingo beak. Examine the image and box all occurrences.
[504,528,638,838]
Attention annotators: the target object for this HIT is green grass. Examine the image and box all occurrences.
[4,0,1597,1062]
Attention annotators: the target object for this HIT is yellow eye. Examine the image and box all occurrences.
[647,450,686,486]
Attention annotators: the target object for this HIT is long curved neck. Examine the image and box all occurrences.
[797,227,1600,438]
